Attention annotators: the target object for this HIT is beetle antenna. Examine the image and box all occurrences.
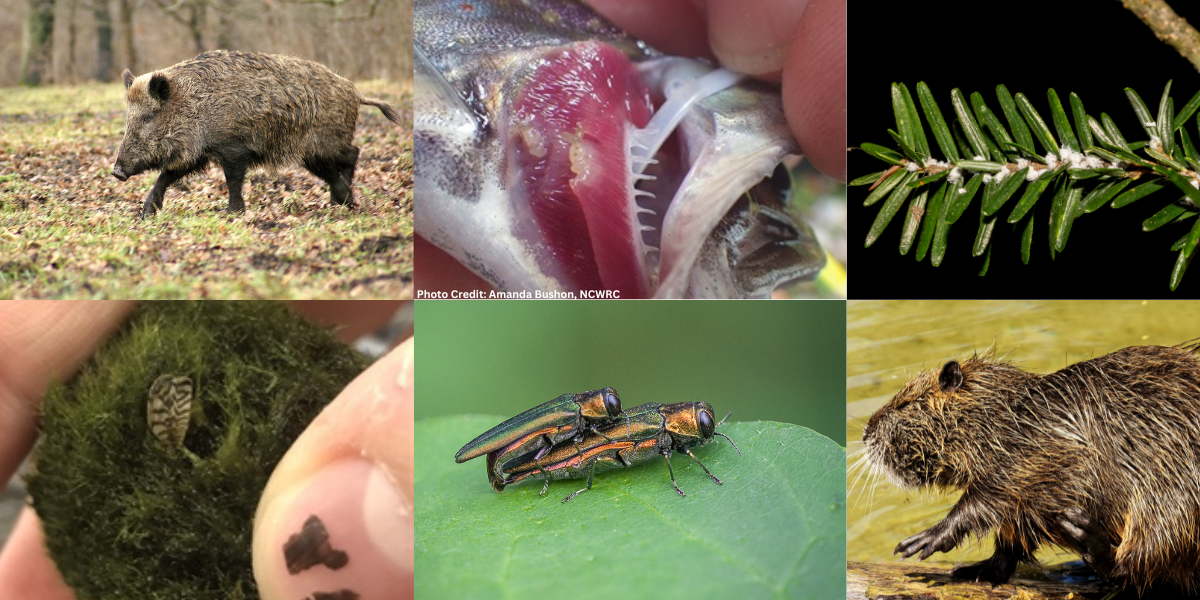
[716,411,733,427]
[714,432,741,455]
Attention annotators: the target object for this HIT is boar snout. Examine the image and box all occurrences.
[112,166,129,181]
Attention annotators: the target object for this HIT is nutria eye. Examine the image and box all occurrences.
[938,360,964,393]
[699,410,714,438]
[602,388,621,417]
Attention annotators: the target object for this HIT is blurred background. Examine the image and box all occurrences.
[0,0,410,86]
[416,300,847,445]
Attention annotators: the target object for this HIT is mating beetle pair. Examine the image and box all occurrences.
[454,387,739,502]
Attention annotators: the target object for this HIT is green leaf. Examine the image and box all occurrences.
[1181,126,1200,165]
[1166,170,1200,206]
[891,83,915,154]
[1085,146,1123,165]
[859,143,905,166]
[1146,145,1187,171]
[900,83,930,161]
[1112,178,1168,208]
[887,129,919,163]
[982,167,1029,215]
[931,193,954,267]
[1172,248,1195,290]
[1069,169,1101,180]
[917,82,960,162]
[1087,116,1116,150]
[849,170,888,187]
[971,92,1016,160]
[899,188,929,255]
[1143,201,1191,231]
[951,121,975,159]
[973,212,997,257]
[1048,88,1079,151]
[1080,178,1132,214]
[1053,181,1083,251]
[1008,165,1065,223]
[1158,80,1174,155]
[1175,88,1200,130]
[1070,92,1091,150]
[944,173,984,224]
[1186,215,1200,259]
[416,416,846,600]
[915,184,947,262]
[1101,113,1132,152]
[978,242,992,275]
[952,88,990,160]
[908,169,950,188]
[1016,92,1059,156]
[1020,214,1034,264]
[862,167,906,207]
[1125,87,1157,139]
[955,160,1004,172]
[996,85,1036,153]
[866,171,918,246]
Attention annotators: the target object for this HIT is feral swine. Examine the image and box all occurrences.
[112,50,401,217]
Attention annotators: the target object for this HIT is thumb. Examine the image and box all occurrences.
[252,338,414,600]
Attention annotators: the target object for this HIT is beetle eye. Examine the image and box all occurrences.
[603,388,621,417]
[699,410,714,438]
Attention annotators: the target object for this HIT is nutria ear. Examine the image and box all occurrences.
[938,360,964,393]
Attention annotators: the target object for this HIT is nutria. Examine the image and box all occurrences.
[862,343,1200,593]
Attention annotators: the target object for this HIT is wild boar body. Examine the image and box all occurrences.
[113,50,401,217]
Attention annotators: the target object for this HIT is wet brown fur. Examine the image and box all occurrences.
[863,343,1200,593]
[113,50,401,217]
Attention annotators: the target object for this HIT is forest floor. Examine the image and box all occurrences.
[0,79,412,299]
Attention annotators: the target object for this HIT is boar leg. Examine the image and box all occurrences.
[304,147,359,206]
[215,148,258,213]
[142,168,190,218]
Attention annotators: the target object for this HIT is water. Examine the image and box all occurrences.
[846,300,1200,568]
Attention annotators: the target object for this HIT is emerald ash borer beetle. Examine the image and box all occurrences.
[473,401,740,503]
[455,387,626,491]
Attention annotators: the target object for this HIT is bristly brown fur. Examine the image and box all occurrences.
[864,343,1200,593]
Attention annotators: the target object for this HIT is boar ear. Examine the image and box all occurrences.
[148,73,170,102]
[122,69,134,90]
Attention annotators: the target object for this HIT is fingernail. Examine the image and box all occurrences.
[258,458,412,600]
[706,0,810,76]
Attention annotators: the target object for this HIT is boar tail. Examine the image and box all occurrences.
[359,96,402,126]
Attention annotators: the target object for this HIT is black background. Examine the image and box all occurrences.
[849,0,1200,298]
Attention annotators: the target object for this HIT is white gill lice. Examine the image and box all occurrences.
[147,374,193,447]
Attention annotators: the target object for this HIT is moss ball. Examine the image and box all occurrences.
[27,302,368,600]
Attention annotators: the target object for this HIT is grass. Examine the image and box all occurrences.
[0,80,413,298]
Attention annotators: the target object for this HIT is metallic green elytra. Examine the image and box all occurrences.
[498,401,739,503]
[455,387,625,487]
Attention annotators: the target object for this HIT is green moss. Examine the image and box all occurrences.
[27,302,368,600]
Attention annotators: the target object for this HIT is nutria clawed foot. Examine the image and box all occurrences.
[894,523,958,561]
[950,551,1021,587]
[1059,506,1119,579]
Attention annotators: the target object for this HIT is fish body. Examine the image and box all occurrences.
[415,0,824,298]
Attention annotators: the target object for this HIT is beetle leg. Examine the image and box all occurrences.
[683,447,722,485]
[561,462,595,503]
[661,449,685,497]
[539,479,550,496]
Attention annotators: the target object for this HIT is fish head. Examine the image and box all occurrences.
[415,0,825,298]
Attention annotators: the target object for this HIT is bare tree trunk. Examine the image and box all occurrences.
[67,0,78,82]
[215,0,237,48]
[118,0,136,74]
[187,0,205,53]
[94,0,115,81]
[19,0,55,85]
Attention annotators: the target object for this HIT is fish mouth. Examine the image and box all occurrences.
[415,37,822,298]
